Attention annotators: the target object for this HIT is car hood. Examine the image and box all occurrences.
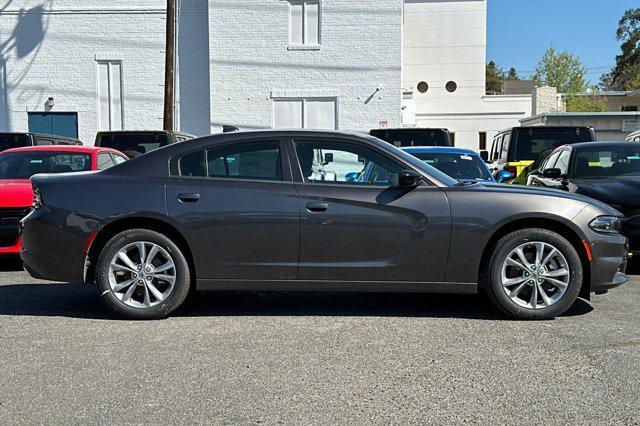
[572,178,640,208]
[459,182,620,215]
[0,179,33,208]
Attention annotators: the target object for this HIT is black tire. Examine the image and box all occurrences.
[483,228,583,320]
[95,229,191,320]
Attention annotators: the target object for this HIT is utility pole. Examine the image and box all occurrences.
[163,0,175,131]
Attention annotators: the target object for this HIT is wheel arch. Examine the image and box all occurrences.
[478,217,592,300]
[85,217,196,286]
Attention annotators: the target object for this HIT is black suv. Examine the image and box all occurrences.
[94,131,195,158]
[370,128,453,148]
[483,126,596,183]
[0,132,82,152]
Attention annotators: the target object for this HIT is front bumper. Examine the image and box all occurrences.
[0,237,21,255]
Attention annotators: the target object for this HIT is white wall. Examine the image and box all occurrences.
[0,1,166,144]
[207,0,403,133]
[403,0,531,151]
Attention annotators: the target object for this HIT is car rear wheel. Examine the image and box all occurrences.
[483,228,583,320]
[96,229,191,320]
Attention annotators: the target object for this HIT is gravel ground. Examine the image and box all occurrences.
[0,260,638,424]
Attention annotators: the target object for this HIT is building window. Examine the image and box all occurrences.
[417,82,429,93]
[479,132,487,150]
[96,60,123,131]
[446,81,458,93]
[273,97,337,130]
[622,105,638,112]
[289,0,320,46]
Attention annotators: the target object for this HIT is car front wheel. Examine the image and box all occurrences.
[96,229,191,320]
[484,228,583,320]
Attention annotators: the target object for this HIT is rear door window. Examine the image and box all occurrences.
[97,152,116,170]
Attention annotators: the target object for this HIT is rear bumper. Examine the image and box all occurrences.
[20,208,86,283]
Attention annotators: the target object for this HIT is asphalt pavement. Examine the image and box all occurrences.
[0,260,638,424]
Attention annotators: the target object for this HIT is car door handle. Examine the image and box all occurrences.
[178,193,200,203]
[306,202,328,212]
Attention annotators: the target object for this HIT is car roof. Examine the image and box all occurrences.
[1,145,115,154]
[402,147,478,155]
[371,128,449,132]
[568,141,640,150]
[96,130,195,137]
[495,126,593,135]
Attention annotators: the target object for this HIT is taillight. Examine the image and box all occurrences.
[504,165,517,176]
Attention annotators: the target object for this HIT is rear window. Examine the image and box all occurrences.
[370,129,450,147]
[0,151,91,179]
[0,134,31,152]
[514,128,593,161]
[97,133,170,158]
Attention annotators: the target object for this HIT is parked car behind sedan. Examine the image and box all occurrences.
[94,130,194,159]
[21,130,628,320]
[0,146,127,255]
[527,141,640,259]
[483,126,596,184]
[402,147,513,183]
[370,128,453,147]
[0,132,82,152]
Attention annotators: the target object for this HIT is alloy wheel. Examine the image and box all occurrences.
[108,241,177,309]
[500,241,570,309]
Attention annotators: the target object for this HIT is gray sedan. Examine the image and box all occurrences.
[20,130,629,320]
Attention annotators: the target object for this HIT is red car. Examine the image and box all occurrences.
[0,146,128,255]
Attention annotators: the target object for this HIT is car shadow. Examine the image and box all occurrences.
[0,281,594,321]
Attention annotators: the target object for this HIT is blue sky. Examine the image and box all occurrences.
[487,0,638,84]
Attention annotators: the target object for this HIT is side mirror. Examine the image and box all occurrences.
[345,172,359,183]
[543,168,562,179]
[479,150,489,163]
[323,153,333,165]
[398,170,422,188]
[495,170,514,183]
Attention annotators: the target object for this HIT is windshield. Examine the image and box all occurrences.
[0,151,92,179]
[97,133,169,157]
[515,128,592,161]
[573,145,640,179]
[410,152,491,181]
[0,134,31,152]
[371,129,449,147]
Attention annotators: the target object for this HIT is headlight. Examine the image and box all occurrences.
[33,187,44,209]
[589,216,621,234]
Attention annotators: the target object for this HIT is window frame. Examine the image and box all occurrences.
[286,136,418,188]
[171,138,292,184]
[288,0,321,48]
[97,151,116,170]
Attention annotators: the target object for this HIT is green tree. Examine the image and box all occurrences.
[565,86,608,112]
[507,67,520,80]
[486,61,505,94]
[601,8,640,91]
[533,46,587,94]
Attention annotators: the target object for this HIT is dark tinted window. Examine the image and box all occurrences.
[573,145,640,179]
[515,128,593,161]
[208,141,281,180]
[0,134,31,151]
[411,152,491,181]
[179,150,206,177]
[178,142,282,181]
[370,129,449,147]
[97,133,170,157]
[0,151,91,179]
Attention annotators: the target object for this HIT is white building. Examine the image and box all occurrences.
[1,0,527,150]
[402,0,532,150]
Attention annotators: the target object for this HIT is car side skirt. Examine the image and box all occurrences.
[197,279,478,294]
